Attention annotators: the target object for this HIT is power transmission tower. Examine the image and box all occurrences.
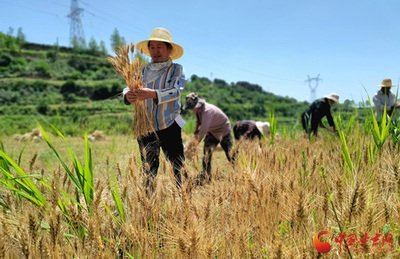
[305,74,322,102]
[68,0,85,48]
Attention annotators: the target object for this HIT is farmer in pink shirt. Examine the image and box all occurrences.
[185,93,235,185]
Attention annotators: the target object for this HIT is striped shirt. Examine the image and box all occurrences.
[123,61,186,131]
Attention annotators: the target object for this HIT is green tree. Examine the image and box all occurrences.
[0,54,12,66]
[16,27,26,45]
[88,37,99,54]
[32,60,51,78]
[99,40,108,55]
[61,80,78,95]
[4,28,19,52]
[110,28,126,51]
[36,102,51,115]
[71,36,86,51]
[7,27,14,37]
[46,40,59,62]
[0,33,6,48]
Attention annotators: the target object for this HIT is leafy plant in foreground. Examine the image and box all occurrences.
[40,125,94,214]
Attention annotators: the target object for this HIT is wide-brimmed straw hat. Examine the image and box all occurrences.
[324,93,339,103]
[136,27,184,60]
[378,78,394,88]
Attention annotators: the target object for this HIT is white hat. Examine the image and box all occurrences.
[255,121,270,136]
[324,93,339,103]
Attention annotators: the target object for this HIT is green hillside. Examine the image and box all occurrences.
[0,32,357,136]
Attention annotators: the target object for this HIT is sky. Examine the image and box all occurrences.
[1,0,399,103]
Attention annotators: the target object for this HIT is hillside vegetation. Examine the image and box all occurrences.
[0,32,358,136]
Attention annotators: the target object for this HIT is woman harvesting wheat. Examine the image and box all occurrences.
[122,27,186,193]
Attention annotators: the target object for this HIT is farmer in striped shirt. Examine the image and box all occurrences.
[123,27,186,192]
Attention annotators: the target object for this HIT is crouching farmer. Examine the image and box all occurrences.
[185,93,235,185]
[233,120,270,140]
[301,93,339,137]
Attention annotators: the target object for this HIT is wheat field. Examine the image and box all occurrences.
[0,127,399,258]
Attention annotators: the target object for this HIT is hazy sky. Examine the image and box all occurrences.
[1,0,399,103]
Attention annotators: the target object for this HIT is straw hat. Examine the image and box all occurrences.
[378,78,394,88]
[324,93,339,103]
[136,27,184,60]
[255,121,270,136]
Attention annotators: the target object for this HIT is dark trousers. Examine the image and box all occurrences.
[201,133,234,181]
[301,112,319,136]
[138,122,184,190]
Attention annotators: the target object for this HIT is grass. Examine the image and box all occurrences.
[0,126,399,257]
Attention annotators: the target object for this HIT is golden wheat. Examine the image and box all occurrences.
[184,138,200,161]
[1,133,400,257]
[108,44,155,137]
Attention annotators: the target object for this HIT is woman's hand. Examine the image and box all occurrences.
[125,88,157,103]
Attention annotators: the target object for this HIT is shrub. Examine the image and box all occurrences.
[31,60,51,78]
[0,53,12,66]
[36,102,51,115]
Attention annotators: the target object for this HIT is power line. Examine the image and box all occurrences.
[79,0,146,35]
[1,0,63,20]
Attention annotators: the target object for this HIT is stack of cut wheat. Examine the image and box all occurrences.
[108,44,154,137]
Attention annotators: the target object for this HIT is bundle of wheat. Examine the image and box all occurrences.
[185,138,200,161]
[108,44,155,137]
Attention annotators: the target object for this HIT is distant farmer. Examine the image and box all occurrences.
[123,27,186,192]
[373,78,400,120]
[233,120,270,140]
[185,93,234,185]
[301,93,339,137]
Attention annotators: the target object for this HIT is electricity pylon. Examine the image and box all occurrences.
[68,0,85,48]
[306,74,322,102]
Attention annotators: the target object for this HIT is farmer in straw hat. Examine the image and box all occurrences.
[185,93,235,185]
[233,120,270,140]
[373,78,400,120]
[255,121,270,137]
[301,93,339,137]
[123,27,186,192]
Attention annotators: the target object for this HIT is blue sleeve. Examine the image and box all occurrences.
[122,87,130,105]
[155,64,186,104]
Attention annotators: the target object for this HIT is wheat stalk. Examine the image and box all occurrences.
[108,44,155,137]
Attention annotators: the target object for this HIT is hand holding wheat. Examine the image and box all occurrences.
[108,44,155,137]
